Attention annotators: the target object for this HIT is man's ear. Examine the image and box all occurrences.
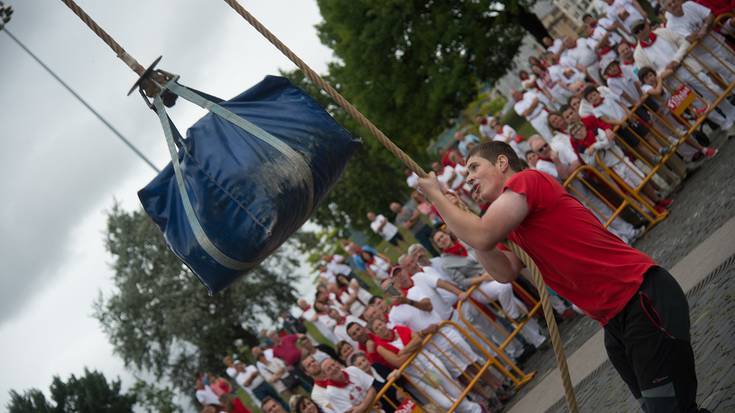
[496,155,510,172]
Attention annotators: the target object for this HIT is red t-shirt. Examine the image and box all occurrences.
[503,170,655,325]
[272,334,301,366]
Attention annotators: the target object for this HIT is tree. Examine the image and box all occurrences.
[94,204,299,394]
[7,369,136,413]
[128,380,181,413]
[282,1,532,232]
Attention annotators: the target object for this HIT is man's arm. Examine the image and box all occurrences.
[418,176,528,252]
[436,279,468,300]
[351,387,378,413]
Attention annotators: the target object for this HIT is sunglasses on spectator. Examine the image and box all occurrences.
[534,143,550,154]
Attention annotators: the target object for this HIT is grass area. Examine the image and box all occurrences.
[236,387,261,413]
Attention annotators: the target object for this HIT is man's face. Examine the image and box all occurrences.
[366,212,376,221]
[302,355,321,377]
[618,43,633,61]
[634,22,651,41]
[571,126,587,141]
[586,90,603,106]
[531,139,551,158]
[327,307,341,321]
[466,155,507,204]
[391,267,412,289]
[433,231,452,249]
[322,358,343,380]
[363,305,383,323]
[570,96,581,111]
[663,0,682,13]
[548,114,566,131]
[353,354,371,372]
[605,63,621,77]
[299,338,315,354]
[370,318,391,337]
[339,342,354,361]
[263,400,287,413]
[542,36,553,47]
[562,107,579,125]
[347,323,367,343]
[526,152,540,167]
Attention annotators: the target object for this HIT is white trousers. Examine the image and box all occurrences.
[407,352,483,413]
[472,281,547,348]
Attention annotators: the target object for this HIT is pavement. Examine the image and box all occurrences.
[504,133,735,413]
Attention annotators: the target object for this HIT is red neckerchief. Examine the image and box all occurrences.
[369,325,413,355]
[539,155,553,162]
[640,32,657,48]
[571,127,599,156]
[443,242,468,257]
[597,45,613,58]
[364,255,375,265]
[592,98,605,108]
[314,378,330,387]
[399,279,414,297]
[622,57,635,66]
[606,71,623,79]
[335,316,346,326]
[324,371,351,389]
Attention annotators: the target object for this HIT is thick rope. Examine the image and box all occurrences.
[225,1,580,410]
[507,242,580,413]
[60,0,145,76]
[221,0,426,177]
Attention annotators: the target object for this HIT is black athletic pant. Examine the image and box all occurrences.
[604,266,699,413]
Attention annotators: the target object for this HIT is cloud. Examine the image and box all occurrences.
[0,0,331,325]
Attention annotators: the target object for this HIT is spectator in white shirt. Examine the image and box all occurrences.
[327,306,367,348]
[253,346,294,399]
[663,0,735,85]
[455,130,481,157]
[632,18,735,129]
[603,59,643,107]
[298,298,339,346]
[366,212,404,247]
[561,35,603,84]
[234,361,288,409]
[195,376,221,407]
[603,0,647,37]
[300,355,335,413]
[513,89,554,142]
[319,358,376,413]
[476,114,496,139]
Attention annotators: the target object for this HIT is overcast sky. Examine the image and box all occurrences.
[0,0,330,408]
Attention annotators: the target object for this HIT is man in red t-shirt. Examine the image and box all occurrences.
[417,141,704,413]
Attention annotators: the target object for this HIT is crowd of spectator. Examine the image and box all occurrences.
[193,0,735,411]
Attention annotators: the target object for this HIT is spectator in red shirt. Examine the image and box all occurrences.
[417,141,704,413]
[267,331,313,393]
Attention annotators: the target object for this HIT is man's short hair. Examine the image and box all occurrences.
[582,85,599,99]
[368,295,382,306]
[346,321,361,333]
[559,103,573,114]
[260,396,277,410]
[407,244,424,255]
[637,66,656,83]
[466,141,527,173]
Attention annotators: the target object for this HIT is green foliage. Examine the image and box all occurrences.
[282,1,527,233]
[128,380,181,413]
[94,204,299,394]
[7,369,136,413]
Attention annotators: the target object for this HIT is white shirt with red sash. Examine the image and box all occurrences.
[323,367,375,413]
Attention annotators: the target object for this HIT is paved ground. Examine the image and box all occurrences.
[504,133,735,412]
[547,257,735,413]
